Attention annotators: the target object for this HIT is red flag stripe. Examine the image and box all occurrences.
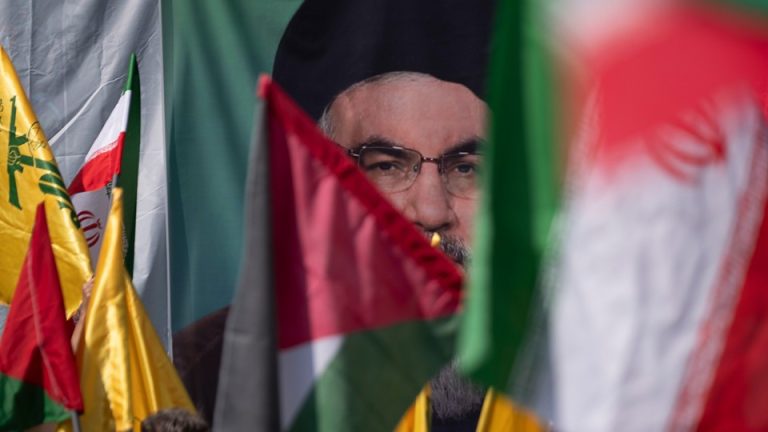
[67,133,124,195]
[588,7,768,180]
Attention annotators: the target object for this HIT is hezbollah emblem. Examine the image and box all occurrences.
[0,45,91,315]
[5,95,79,228]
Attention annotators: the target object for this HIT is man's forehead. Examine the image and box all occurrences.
[337,76,482,111]
[329,77,487,152]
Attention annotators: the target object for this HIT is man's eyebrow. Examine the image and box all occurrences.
[445,137,484,155]
[349,135,403,152]
[349,135,485,154]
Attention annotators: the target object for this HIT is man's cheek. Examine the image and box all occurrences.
[453,198,477,246]
[381,191,408,216]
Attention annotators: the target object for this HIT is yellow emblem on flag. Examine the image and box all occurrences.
[75,188,194,431]
[0,46,91,316]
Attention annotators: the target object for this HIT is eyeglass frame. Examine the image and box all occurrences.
[345,143,482,198]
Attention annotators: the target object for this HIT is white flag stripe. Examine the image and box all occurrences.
[83,91,131,162]
[278,335,344,429]
[72,189,112,267]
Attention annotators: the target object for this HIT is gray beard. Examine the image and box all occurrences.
[430,362,486,421]
[430,237,481,420]
[438,235,471,268]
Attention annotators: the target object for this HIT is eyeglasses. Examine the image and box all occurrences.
[347,145,482,198]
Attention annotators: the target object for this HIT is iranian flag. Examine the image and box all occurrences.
[68,54,139,269]
[0,202,83,430]
[459,1,768,431]
[214,76,463,431]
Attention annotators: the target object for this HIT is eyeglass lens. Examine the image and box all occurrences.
[357,146,480,198]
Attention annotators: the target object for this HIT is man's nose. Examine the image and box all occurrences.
[401,164,456,233]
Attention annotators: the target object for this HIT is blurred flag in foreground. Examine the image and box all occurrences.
[0,202,83,430]
[460,1,768,431]
[214,76,463,431]
[457,0,559,391]
[0,45,91,316]
[68,54,140,271]
[76,188,193,431]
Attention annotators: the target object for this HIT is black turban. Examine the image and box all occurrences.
[273,0,495,120]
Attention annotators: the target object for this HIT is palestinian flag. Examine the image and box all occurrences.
[460,2,768,431]
[0,202,83,430]
[68,54,140,271]
[214,76,463,431]
[0,45,91,317]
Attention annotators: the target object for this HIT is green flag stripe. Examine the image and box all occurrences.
[119,54,141,276]
[0,374,70,430]
[289,317,457,432]
[458,0,559,389]
[124,55,137,92]
[710,0,768,13]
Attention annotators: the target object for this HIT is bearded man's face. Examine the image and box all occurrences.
[323,73,486,267]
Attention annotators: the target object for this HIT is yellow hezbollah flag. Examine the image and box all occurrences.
[0,46,91,316]
[76,188,194,431]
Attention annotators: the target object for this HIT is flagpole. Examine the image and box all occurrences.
[70,411,82,432]
[110,174,119,223]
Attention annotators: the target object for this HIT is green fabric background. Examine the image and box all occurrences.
[163,0,302,330]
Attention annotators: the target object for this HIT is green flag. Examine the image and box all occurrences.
[457,0,560,389]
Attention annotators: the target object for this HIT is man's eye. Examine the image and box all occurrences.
[453,163,476,174]
[446,159,479,176]
[370,162,394,171]
[365,160,404,172]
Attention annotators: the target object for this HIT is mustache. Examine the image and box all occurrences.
[436,234,471,268]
